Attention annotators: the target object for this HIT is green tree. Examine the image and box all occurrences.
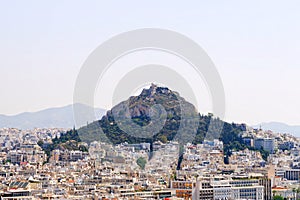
[158,135,168,143]
[273,195,284,200]
[37,140,44,147]
[136,157,147,170]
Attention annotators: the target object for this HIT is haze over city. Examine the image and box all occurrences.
[2,2,300,200]
[1,1,300,126]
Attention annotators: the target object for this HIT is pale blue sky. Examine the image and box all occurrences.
[1,1,300,125]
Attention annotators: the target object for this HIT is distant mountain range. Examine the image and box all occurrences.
[0,104,106,130]
[253,122,300,137]
[1,97,298,142]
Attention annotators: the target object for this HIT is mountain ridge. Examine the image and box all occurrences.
[253,122,300,137]
[0,104,106,130]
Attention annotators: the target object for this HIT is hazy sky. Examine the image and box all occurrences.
[1,1,300,125]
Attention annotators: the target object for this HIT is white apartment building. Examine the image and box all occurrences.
[230,179,264,200]
[194,178,264,200]
[254,138,275,153]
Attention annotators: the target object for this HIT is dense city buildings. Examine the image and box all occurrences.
[0,127,300,199]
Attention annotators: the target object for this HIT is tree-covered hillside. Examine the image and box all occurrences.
[41,85,267,164]
[75,84,251,163]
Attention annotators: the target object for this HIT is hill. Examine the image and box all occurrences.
[77,84,248,163]
[0,104,106,129]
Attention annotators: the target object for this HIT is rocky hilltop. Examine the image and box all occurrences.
[77,84,246,156]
